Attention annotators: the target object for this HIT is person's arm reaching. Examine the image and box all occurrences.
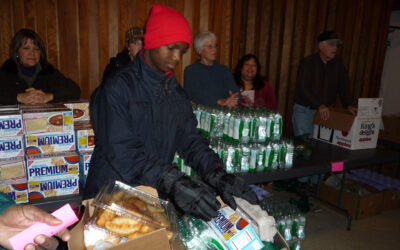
[0,204,70,250]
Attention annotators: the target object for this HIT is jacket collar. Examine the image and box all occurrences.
[1,58,55,75]
[132,51,178,91]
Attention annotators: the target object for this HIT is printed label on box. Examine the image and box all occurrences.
[75,129,95,151]
[0,157,26,181]
[0,182,29,204]
[0,112,23,137]
[25,132,75,155]
[0,136,24,159]
[26,153,79,180]
[209,205,264,250]
[28,175,79,200]
[23,109,73,135]
[65,102,90,121]
[79,151,92,179]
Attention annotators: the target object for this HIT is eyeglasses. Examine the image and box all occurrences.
[203,44,218,50]
[322,40,342,47]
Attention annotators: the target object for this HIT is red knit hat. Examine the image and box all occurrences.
[144,4,192,50]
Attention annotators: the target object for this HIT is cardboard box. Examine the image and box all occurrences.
[28,175,79,200]
[382,189,400,211]
[22,106,74,135]
[379,115,400,144]
[74,121,95,151]
[64,100,90,121]
[0,181,29,204]
[78,150,92,187]
[313,98,383,150]
[0,110,23,137]
[26,152,79,180]
[0,136,24,159]
[25,132,75,155]
[0,157,26,181]
[319,181,384,219]
[68,186,172,250]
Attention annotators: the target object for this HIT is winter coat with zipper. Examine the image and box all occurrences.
[84,52,221,198]
[0,58,80,105]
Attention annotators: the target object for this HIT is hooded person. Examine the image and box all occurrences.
[85,4,257,221]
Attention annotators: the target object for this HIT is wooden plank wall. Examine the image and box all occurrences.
[0,0,392,136]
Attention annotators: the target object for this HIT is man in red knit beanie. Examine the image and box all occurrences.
[86,4,257,221]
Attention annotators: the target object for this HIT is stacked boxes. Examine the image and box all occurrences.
[67,100,94,187]
[26,152,79,199]
[0,107,28,203]
[21,104,79,201]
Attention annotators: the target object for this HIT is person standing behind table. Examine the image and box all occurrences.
[85,4,257,221]
[292,30,357,137]
[0,193,70,250]
[0,28,81,105]
[184,31,240,108]
[234,54,277,110]
[102,27,144,80]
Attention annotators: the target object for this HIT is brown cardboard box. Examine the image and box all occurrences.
[319,181,384,220]
[382,189,400,211]
[68,186,172,250]
[379,115,400,144]
[312,98,383,150]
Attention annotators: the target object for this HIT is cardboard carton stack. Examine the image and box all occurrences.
[65,101,94,187]
[0,105,28,204]
[21,104,79,201]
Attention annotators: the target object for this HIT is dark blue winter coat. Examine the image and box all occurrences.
[84,53,221,198]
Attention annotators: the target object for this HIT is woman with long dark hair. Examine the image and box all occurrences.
[0,28,80,105]
[234,54,277,110]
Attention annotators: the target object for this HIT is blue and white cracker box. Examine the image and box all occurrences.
[28,175,79,200]
[0,180,29,204]
[25,131,75,155]
[26,152,80,181]
[0,136,24,159]
[208,204,264,250]
[0,157,26,182]
[74,120,94,151]
[22,106,74,135]
[64,100,90,121]
[0,111,23,137]
[78,150,92,187]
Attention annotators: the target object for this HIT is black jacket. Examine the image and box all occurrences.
[84,53,221,198]
[102,50,131,80]
[0,59,81,105]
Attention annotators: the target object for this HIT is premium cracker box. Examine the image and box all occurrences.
[28,175,79,200]
[25,132,75,155]
[26,152,79,181]
[22,106,73,135]
[0,136,24,159]
[0,110,23,137]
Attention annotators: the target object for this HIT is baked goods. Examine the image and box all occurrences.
[85,181,176,249]
[105,216,143,236]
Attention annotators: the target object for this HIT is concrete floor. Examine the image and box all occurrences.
[288,194,400,250]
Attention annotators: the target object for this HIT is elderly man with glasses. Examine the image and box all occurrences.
[292,30,358,186]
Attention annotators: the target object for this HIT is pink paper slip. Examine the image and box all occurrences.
[331,161,344,172]
[9,203,79,250]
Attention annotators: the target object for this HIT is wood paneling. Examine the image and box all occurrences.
[0,0,392,137]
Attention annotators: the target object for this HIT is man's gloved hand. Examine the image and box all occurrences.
[205,167,258,210]
[158,166,220,221]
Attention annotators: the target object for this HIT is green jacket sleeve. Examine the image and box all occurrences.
[0,192,16,215]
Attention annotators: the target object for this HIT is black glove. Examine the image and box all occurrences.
[205,167,258,210]
[157,166,221,221]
